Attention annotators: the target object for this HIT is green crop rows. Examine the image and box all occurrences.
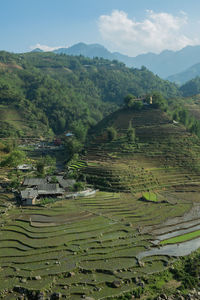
[0,190,190,299]
[2,109,200,298]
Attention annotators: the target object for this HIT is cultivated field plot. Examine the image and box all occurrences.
[0,190,193,299]
[2,108,200,298]
[0,190,15,224]
[0,104,49,138]
[83,108,200,194]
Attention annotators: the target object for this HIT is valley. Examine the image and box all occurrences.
[2,104,200,299]
[2,1,200,299]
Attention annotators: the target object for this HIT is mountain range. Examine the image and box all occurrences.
[167,63,200,85]
[33,42,200,80]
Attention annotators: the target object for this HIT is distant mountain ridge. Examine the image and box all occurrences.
[167,63,200,85]
[32,42,200,79]
[54,43,115,60]
[31,48,44,53]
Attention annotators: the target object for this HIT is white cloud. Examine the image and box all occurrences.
[98,10,200,56]
[30,43,66,52]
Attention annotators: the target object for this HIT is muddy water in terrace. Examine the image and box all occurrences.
[154,224,200,243]
[138,203,200,259]
[137,237,200,259]
[143,203,200,236]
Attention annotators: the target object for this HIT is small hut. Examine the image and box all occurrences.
[21,189,38,205]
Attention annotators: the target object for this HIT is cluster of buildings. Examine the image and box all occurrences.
[17,130,96,205]
[20,176,76,205]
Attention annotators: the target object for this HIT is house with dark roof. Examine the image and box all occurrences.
[37,184,64,197]
[21,178,65,205]
[56,176,76,190]
[21,189,38,205]
[21,184,64,205]
[23,178,47,187]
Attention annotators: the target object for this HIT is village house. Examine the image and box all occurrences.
[21,189,38,205]
[65,132,74,137]
[23,178,47,187]
[17,164,34,172]
[20,176,75,205]
[21,183,64,205]
[56,176,76,191]
[37,183,64,198]
[134,96,153,105]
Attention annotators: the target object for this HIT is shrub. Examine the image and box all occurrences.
[124,94,135,106]
[36,160,45,176]
[127,121,135,142]
[73,182,85,191]
[0,150,26,167]
[107,127,117,141]
[132,101,144,111]
[64,137,83,159]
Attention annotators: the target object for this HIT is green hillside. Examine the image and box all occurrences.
[54,43,200,79]
[2,52,200,299]
[183,95,200,120]
[180,76,200,97]
[0,51,180,138]
[0,104,50,138]
[82,106,200,194]
[2,106,200,299]
[167,63,200,85]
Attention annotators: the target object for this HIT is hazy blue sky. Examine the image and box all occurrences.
[1,0,200,56]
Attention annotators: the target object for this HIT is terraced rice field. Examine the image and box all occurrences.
[0,190,194,299]
[0,190,15,224]
[83,108,200,194]
[146,203,200,245]
[2,108,200,298]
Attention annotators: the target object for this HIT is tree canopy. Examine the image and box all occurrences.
[0,51,181,138]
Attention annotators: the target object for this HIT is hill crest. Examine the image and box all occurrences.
[82,106,200,193]
[31,42,200,79]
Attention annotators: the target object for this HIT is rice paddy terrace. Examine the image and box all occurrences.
[83,107,200,193]
[0,190,195,299]
[2,108,200,298]
[185,95,200,121]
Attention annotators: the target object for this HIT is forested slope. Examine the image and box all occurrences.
[0,51,181,137]
[167,63,200,85]
[180,77,200,97]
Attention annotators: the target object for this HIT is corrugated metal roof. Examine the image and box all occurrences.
[37,183,64,195]
[17,164,33,170]
[56,176,76,188]
[23,178,47,186]
[65,132,73,137]
[38,183,58,191]
[21,189,38,199]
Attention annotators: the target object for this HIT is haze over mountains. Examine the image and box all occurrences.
[167,63,200,85]
[33,42,200,82]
